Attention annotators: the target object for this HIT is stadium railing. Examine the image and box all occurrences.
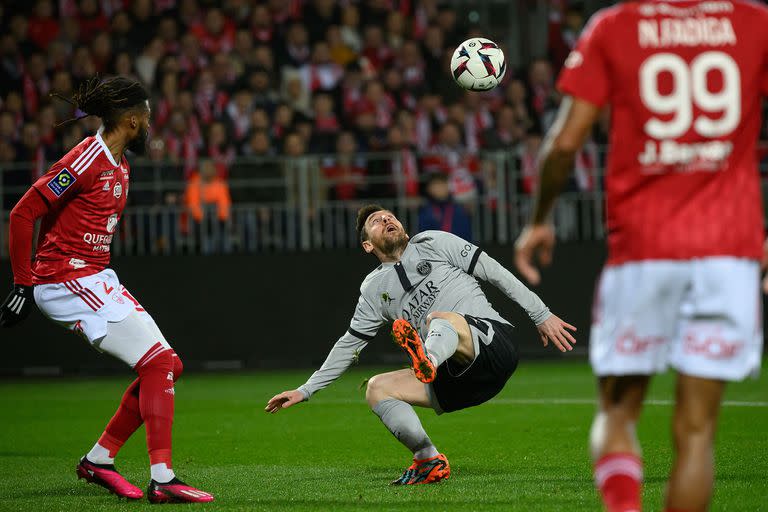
[2,148,766,258]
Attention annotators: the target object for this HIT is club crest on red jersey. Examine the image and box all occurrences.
[113,182,123,198]
[47,168,76,197]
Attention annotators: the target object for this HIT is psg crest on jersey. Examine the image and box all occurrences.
[416,260,432,276]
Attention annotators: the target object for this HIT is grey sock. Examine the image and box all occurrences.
[372,398,439,459]
[425,318,459,367]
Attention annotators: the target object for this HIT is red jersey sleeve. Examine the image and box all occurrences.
[31,161,92,207]
[556,8,614,107]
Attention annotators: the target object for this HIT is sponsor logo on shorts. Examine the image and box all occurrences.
[683,330,743,360]
[616,330,666,354]
[47,168,76,196]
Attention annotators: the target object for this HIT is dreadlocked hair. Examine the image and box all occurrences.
[51,76,149,131]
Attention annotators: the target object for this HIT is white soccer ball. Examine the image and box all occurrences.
[450,37,506,91]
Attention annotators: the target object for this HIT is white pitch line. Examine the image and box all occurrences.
[314,398,768,407]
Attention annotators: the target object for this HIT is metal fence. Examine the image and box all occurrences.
[5,146,765,258]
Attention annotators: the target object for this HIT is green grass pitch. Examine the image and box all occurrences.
[0,361,765,511]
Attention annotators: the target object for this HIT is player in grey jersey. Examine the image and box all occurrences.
[266,205,577,485]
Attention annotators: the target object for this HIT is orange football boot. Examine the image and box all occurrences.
[391,319,436,383]
[391,453,451,485]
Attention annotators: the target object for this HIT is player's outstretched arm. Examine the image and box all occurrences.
[265,390,305,413]
[514,96,599,285]
[535,313,577,352]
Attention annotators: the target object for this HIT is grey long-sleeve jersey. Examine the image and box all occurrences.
[297,230,551,399]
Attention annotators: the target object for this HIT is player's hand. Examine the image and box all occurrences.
[514,224,556,285]
[0,285,34,328]
[265,389,305,414]
[536,314,577,352]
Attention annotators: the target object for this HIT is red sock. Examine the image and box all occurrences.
[594,452,642,512]
[98,378,143,457]
[97,351,183,458]
[136,343,176,467]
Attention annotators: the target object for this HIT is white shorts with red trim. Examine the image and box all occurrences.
[590,257,763,381]
[34,268,172,367]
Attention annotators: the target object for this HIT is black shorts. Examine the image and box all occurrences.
[430,316,519,414]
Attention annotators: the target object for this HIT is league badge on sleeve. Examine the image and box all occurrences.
[47,168,76,197]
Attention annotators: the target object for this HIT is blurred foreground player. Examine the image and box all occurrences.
[267,205,576,485]
[0,77,213,504]
[515,2,767,511]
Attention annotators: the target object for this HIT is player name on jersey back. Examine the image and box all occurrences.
[557,0,768,265]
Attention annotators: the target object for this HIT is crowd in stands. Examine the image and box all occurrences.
[4,1,764,246]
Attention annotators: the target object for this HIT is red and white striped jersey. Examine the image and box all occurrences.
[30,132,130,284]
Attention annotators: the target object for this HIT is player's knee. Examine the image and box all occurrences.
[673,410,716,447]
[589,410,640,461]
[137,348,174,377]
[365,374,389,406]
[171,353,184,382]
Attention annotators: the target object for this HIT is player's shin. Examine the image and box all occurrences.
[424,318,459,367]
[136,347,176,483]
[372,398,438,460]
[89,378,143,464]
[591,412,643,512]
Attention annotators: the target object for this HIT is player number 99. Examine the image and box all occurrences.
[640,51,741,139]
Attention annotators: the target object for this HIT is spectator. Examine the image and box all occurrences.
[186,159,231,221]
[110,11,134,54]
[242,130,274,158]
[528,58,559,130]
[421,121,479,207]
[21,52,50,118]
[281,71,312,117]
[281,23,311,68]
[322,131,366,201]
[548,0,585,73]
[190,8,235,55]
[226,88,254,142]
[250,5,275,45]
[28,0,60,50]
[312,93,341,153]
[387,124,420,198]
[361,25,393,72]
[483,104,524,150]
[300,41,344,94]
[340,4,362,53]
[77,0,109,43]
[204,121,236,177]
[418,172,473,241]
[185,159,232,253]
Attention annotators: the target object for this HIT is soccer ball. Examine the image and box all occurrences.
[450,38,506,91]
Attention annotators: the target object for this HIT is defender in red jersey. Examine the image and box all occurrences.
[515,2,767,511]
[0,77,213,504]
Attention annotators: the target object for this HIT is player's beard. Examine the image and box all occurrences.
[127,125,149,156]
[378,229,409,257]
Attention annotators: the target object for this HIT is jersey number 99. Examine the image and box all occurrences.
[639,51,741,139]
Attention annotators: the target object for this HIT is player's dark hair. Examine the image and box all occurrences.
[356,204,386,243]
[51,76,149,131]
